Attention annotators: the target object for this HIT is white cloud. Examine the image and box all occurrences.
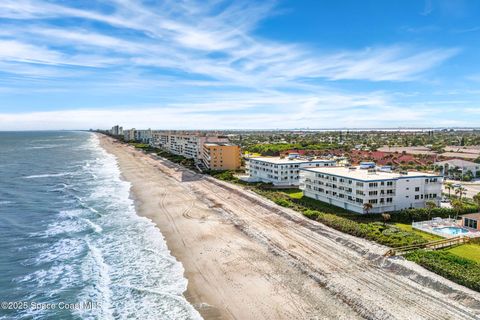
[1,89,465,130]
[0,0,459,84]
[0,0,466,129]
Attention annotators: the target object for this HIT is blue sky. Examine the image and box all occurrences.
[0,0,479,130]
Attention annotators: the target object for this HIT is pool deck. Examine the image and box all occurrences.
[412,218,480,239]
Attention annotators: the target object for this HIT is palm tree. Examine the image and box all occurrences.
[425,200,436,220]
[363,202,373,214]
[454,186,463,199]
[444,182,454,198]
[473,192,480,208]
[381,213,391,226]
[456,186,467,200]
[451,199,464,220]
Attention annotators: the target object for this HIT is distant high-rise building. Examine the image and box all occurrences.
[110,125,120,135]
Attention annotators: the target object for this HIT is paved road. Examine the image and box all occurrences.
[443,179,480,199]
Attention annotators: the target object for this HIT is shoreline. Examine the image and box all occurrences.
[98,135,361,319]
[98,134,480,320]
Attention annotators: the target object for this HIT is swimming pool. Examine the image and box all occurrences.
[433,226,470,236]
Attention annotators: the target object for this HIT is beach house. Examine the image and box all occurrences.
[462,213,480,230]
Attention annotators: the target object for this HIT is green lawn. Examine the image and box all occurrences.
[446,244,480,263]
[394,223,443,242]
[282,189,303,199]
[244,152,262,157]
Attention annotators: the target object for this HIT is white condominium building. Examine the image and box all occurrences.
[134,129,152,143]
[121,128,152,143]
[110,125,123,136]
[434,159,480,178]
[123,129,136,141]
[246,157,337,186]
[299,166,442,214]
[151,132,230,162]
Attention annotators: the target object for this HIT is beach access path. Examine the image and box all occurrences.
[99,134,480,320]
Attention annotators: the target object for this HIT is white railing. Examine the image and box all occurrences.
[411,218,480,238]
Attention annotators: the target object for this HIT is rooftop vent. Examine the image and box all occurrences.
[359,161,376,170]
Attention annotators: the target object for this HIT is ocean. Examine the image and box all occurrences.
[0,131,201,320]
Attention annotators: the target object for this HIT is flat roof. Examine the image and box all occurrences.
[248,157,336,165]
[462,213,480,220]
[301,166,441,181]
[204,142,236,147]
[435,159,479,167]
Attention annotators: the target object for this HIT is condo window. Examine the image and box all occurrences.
[464,218,478,229]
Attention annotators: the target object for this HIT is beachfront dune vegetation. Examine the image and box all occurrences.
[404,250,480,292]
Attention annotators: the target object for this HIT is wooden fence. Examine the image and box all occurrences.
[384,236,470,256]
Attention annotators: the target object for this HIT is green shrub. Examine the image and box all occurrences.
[360,206,479,223]
[404,250,480,292]
[207,170,239,182]
[273,198,295,208]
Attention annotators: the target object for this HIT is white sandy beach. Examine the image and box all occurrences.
[99,134,480,320]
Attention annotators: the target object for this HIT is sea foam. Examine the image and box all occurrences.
[7,132,202,320]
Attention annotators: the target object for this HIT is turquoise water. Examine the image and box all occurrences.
[433,226,470,236]
[0,131,201,320]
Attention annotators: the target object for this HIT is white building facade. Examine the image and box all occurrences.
[150,132,230,162]
[110,125,123,136]
[299,167,443,214]
[134,129,152,143]
[123,129,136,141]
[246,157,337,186]
[434,159,480,178]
